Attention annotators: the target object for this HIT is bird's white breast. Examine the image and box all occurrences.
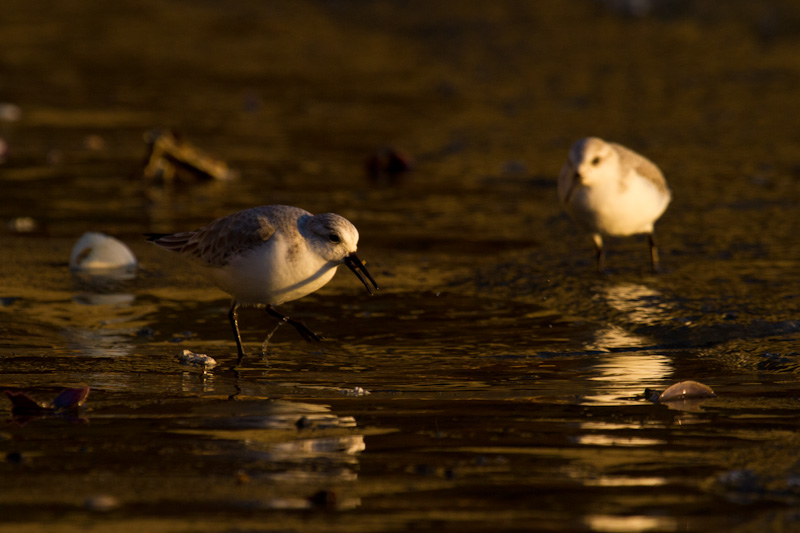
[567,168,670,237]
[204,231,340,306]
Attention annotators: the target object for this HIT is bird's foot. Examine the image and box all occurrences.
[295,324,325,343]
[281,316,325,342]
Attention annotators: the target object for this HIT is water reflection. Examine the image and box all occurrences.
[6,409,89,427]
[588,325,649,351]
[180,369,217,394]
[583,351,674,405]
[262,435,364,483]
[268,434,365,456]
[59,279,152,357]
[175,400,365,489]
[584,476,667,487]
[72,292,136,306]
[597,282,671,327]
[61,324,136,357]
[256,491,361,511]
[584,514,678,533]
[582,281,676,405]
[576,434,665,447]
[584,281,674,352]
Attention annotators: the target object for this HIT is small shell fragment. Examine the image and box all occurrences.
[339,386,370,397]
[69,232,137,273]
[84,494,120,512]
[177,349,217,369]
[7,216,36,233]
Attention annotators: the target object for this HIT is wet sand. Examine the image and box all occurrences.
[2,1,800,531]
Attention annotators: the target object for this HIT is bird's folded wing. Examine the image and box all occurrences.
[613,142,669,195]
[151,211,276,267]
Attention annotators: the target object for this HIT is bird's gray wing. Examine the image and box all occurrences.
[150,208,277,267]
[612,143,670,195]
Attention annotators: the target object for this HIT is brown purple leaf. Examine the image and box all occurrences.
[4,390,48,412]
[52,386,91,409]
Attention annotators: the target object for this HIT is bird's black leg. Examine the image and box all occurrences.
[592,234,605,273]
[265,305,325,343]
[228,301,247,364]
[648,232,661,273]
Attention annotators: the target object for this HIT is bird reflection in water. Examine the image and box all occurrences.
[171,400,365,509]
[582,282,676,405]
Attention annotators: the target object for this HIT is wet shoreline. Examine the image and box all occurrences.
[3,1,800,531]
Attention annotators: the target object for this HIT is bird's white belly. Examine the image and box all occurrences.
[204,239,340,306]
[570,180,669,237]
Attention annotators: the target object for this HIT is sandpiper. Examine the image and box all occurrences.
[148,205,377,362]
[558,137,671,272]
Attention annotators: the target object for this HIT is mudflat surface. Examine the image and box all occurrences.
[1,1,800,531]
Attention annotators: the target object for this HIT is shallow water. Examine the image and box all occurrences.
[2,1,800,532]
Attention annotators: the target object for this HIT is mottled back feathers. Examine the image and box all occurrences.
[149,205,305,267]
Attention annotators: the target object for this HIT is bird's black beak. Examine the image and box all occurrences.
[345,253,378,294]
[565,171,581,203]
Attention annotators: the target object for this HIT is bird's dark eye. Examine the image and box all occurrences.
[591,156,601,166]
[328,233,341,243]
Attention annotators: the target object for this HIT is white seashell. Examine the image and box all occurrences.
[657,380,716,402]
[69,232,137,272]
[177,349,217,368]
